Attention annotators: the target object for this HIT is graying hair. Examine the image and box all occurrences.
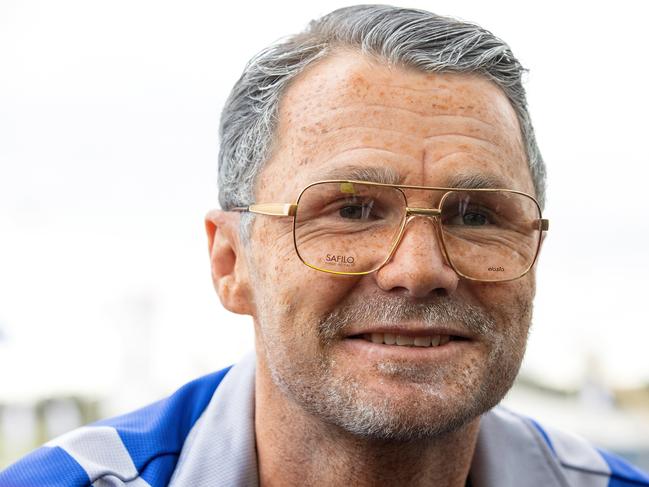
[217,4,546,239]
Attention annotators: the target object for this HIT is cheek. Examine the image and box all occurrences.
[285,273,363,329]
[250,223,362,332]
[469,277,535,334]
[249,220,300,291]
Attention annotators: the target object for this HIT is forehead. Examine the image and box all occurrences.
[258,48,532,200]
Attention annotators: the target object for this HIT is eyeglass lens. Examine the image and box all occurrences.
[293,182,542,281]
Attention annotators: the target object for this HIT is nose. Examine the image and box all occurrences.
[374,214,459,298]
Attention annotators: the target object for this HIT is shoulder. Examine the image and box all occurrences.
[487,405,649,487]
[0,365,233,487]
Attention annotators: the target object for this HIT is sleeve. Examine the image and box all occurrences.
[0,366,232,487]
[0,445,91,487]
[528,415,649,487]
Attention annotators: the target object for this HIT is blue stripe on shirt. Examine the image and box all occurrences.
[94,366,232,477]
[139,453,178,487]
[597,448,649,486]
[0,446,91,487]
[527,417,556,455]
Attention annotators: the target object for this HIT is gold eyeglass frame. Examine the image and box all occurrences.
[231,179,550,283]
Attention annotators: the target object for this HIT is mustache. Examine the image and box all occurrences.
[317,294,496,340]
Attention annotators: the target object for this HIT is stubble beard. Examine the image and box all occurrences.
[257,291,531,442]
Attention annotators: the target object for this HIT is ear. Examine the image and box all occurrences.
[204,209,253,316]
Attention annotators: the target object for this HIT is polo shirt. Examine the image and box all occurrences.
[1,351,648,486]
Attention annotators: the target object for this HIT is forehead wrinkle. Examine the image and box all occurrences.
[302,103,498,132]
[318,146,421,168]
[423,132,495,146]
[288,104,516,158]
[306,122,497,147]
[303,137,506,184]
[282,79,518,130]
[301,126,508,176]
[308,124,503,154]
[364,79,462,93]
[287,75,513,130]
[313,124,421,141]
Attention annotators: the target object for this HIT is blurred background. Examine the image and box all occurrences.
[1,0,648,470]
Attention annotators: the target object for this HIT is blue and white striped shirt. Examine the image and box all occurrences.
[1,351,648,486]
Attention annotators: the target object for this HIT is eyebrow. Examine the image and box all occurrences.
[311,165,511,190]
[443,172,512,190]
[313,165,404,185]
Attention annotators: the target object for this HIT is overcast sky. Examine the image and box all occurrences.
[1,0,648,409]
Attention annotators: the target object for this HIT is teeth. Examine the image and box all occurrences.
[396,335,414,346]
[359,333,454,347]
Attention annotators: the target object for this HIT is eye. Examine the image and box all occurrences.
[339,205,365,219]
[461,212,489,226]
[338,200,378,220]
[444,206,493,226]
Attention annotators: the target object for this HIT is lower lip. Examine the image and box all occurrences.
[341,337,473,361]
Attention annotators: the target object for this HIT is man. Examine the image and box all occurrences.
[1,4,648,487]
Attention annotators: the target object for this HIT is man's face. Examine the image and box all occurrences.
[245,49,537,440]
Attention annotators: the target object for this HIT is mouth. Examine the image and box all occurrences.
[347,332,470,348]
[341,330,474,363]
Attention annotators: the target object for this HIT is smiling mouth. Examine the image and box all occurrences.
[348,333,470,348]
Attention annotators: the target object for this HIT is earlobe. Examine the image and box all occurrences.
[204,210,253,316]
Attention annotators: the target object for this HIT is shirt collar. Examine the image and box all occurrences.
[170,350,566,487]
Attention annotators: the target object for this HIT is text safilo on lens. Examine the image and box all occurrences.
[325,254,356,265]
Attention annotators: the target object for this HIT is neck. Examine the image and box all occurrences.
[254,357,480,487]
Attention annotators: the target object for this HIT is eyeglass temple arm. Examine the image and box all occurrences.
[230,203,297,217]
[525,219,549,231]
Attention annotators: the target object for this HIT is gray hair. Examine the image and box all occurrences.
[218,4,546,239]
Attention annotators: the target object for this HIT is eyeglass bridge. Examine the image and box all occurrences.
[406,207,442,217]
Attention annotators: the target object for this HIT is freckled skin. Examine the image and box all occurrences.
[227,48,540,487]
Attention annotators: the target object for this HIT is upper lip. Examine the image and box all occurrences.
[344,325,475,340]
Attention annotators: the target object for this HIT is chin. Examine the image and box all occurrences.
[324,387,493,442]
[288,364,514,442]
